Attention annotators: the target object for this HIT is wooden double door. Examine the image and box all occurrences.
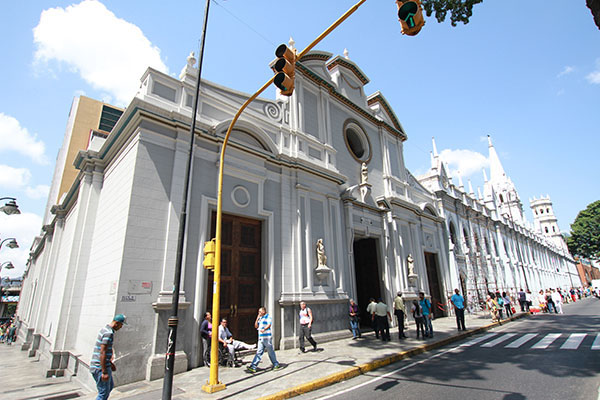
[206,213,262,344]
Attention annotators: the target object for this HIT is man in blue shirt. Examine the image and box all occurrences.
[90,314,126,400]
[450,288,466,331]
[247,307,282,373]
[419,292,433,338]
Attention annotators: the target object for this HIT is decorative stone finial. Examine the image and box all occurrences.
[288,37,296,51]
[187,51,196,68]
[344,48,349,59]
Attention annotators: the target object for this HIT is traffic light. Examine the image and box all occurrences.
[396,0,425,36]
[273,44,296,96]
[203,239,216,270]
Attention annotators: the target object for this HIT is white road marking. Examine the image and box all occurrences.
[592,334,600,350]
[560,333,586,350]
[531,333,561,349]
[480,333,518,348]
[461,332,498,347]
[504,333,537,348]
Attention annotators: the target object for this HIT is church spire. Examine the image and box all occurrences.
[488,135,507,183]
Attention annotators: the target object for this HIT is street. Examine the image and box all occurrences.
[300,298,600,400]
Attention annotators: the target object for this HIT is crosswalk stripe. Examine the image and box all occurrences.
[461,333,498,347]
[560,333,586,350]
[591,334,600,350]
[481,333,518,347]
[531,333,561,349]
[505,333,537,348]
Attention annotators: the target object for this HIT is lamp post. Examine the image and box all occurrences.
[202,0,368,393]
[161,0,211,399]
[0,261,14,318]
[0,238,19,251]
[0,197,20,215]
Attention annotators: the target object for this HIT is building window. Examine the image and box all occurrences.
[499,194,504,203]
[545,227,549,233]
[546,208,550,214]
[343,120,371,163]
[552,226,556,232]
[540,209,544,214]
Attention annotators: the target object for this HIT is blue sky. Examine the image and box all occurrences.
[0,0,598,277]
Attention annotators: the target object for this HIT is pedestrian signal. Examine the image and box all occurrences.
[396,0,425,36]
[203,239,216,270]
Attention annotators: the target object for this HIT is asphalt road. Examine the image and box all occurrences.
[298,297,600,400]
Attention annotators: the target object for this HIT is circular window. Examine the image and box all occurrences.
[343,121,371,163]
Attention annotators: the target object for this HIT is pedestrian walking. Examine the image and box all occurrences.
[373,298,391,341]
[517,288,526,312]
[502,292,513,318]
[551,289,563,314]
[7,323,16,345]
[419,292,434,338]
[366,298,379,338]
[545,290,557,314]
[393,291,407,340]
[298,301,317,353]
[495,292,504,320]
[450,289,466,331]
[525,290,532,311]
[411,300,425,339]
[247,307,281,373]
[348,299,361,339]
[90,314,126,400]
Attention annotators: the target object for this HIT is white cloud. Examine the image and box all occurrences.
[439,148,489,180]
[0,212,43,279]
[557,66,574,78]
[0,165,33,189]
[33,0,168,106]
[0,165,50,200]
[0,113,48,165]
[586,59,600,84]
[25,185,50,200]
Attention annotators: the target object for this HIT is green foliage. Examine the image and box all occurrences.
[567,200,600,260]
[422,0,484,26]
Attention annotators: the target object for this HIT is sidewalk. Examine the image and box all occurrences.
[0,310,528,400]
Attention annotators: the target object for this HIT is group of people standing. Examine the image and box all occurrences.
[358,291,436,341]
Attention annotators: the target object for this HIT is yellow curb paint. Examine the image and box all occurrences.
[257,313,531,400]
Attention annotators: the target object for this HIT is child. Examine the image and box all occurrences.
[411,300,425,339]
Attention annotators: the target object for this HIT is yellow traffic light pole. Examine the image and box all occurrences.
[201,0,367,393]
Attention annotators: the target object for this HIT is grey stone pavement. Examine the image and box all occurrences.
[0,308,536,400]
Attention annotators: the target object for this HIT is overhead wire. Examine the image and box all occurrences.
[211,0,277,47]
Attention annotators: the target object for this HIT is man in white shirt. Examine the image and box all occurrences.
[373,298,392,341]
[366,298,379,339]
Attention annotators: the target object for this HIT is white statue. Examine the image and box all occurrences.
[407,254,416,277]
[360,162,369,184]
[316,238,327,268]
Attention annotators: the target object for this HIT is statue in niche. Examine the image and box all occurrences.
[360,162,369,184]
[316,238,327,268]
[407,253,418,286]
[407,254,417,277]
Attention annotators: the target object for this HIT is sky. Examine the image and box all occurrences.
[0,0,598,278]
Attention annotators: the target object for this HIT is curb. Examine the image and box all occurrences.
[258,312,530,400]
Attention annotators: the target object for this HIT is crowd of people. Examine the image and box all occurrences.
[0,319,18,345]
[81,284,599,398]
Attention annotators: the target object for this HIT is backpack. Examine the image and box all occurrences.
[497,297,504,306]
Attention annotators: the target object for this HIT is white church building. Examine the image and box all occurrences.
[16,48,576,388]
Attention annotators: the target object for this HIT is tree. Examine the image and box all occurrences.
[567,200,600,260]
[588,0,600,30]
[422,0,483,26]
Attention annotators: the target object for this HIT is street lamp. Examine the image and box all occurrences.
[0,261,14,316]
[0,197,20,215]
[0,261,14,272]
[0,238,19,250]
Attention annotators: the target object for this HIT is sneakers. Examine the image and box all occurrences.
[273,364,283,370]
[246,366,257,373]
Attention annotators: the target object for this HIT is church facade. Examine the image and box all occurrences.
[16,48,576,388]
